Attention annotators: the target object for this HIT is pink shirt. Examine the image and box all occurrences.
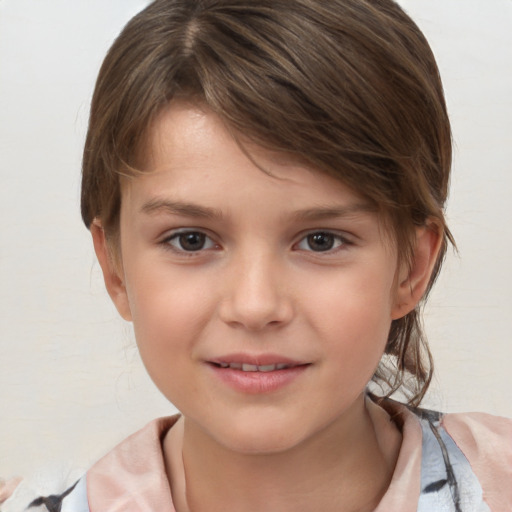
[9,400,512,511]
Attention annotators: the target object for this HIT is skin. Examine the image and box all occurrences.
[92,102,441,512]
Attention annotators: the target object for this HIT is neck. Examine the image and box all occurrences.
[164,395,401,512]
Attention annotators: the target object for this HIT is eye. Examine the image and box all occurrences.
[164,231,217,252]
[296,231,346,252]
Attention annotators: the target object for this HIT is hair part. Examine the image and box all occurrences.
[81,0,454,406]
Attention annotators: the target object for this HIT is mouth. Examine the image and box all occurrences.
[207,355,310,393]
[211,362,296,372]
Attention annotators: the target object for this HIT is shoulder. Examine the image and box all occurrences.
[442,410,512,458]
[1,415,180,512]
[410,406,512,512]
[85,416,179,511]
[376,397,511,511]
[442,411,512,511]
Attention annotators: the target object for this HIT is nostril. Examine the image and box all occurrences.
[217,269,294,330]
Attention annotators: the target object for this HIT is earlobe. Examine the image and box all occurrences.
[391,222,443,320]
[91,221,132,321]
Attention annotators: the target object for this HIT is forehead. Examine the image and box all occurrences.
[123,102,378,218]
[143,101,309,177]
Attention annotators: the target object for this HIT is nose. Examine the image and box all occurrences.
[218,250,294,331]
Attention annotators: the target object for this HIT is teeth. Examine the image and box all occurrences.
[258,364,277,372]
[217,362,291,372]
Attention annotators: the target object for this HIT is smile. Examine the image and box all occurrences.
[208,356,310,394]
[214,362,293,372]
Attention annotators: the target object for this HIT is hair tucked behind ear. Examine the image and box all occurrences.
[81,0,454,406]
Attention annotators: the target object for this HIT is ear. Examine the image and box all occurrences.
[391,221,443,320]
[91,220,132,321]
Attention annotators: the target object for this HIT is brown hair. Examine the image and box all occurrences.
[81,0,454,406]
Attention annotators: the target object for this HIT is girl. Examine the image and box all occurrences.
[4,0,511,510]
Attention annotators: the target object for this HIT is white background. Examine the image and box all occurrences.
[1,0,511,480]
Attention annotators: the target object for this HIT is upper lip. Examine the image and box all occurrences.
[208,353,307,368]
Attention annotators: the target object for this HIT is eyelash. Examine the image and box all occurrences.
[160,229,351,255]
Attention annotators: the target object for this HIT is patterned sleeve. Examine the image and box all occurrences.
[1,476,89,512]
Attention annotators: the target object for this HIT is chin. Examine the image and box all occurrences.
[207,410,315,456]
[219,430,304,456]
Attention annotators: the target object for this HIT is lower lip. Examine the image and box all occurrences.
[208,364,309,394]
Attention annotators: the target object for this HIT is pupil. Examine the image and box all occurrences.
[308,233,334,251]
[180,232,205,251]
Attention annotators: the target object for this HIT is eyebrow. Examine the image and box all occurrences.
[140,199,223,219]
[140,199,375,222]
[292,203,377,221]
[141,199,222,219]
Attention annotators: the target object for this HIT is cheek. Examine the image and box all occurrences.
[126,283,211,407]
[306,267,395,363]
[123,267,214,370]
[309,265,395,323]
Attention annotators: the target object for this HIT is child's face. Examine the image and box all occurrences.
[101,102,407,454]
